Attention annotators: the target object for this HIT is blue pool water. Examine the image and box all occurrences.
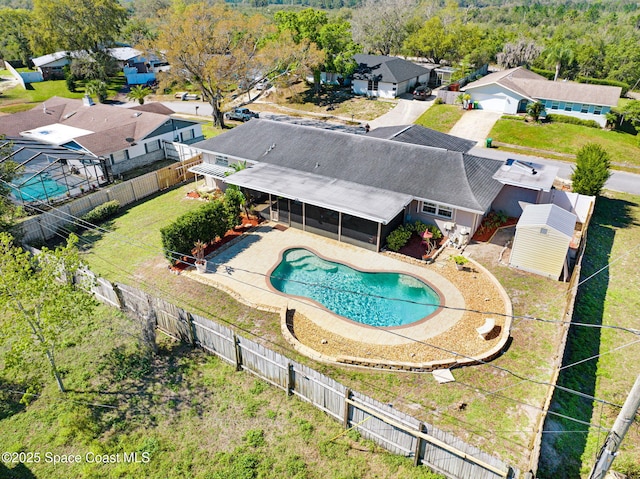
[270,248,440,327]
[12,174,69,202]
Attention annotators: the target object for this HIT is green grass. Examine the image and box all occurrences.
[538,191,640,478]
[200,122,227,139]
[70,183,577,472]
[0,304,444,479]
[0,73,126,106]
[414,104,465,132]
[489,118,640,170]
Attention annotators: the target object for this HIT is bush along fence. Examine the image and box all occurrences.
[18,154,203,245]
[74,268,519,479]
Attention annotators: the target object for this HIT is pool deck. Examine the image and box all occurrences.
[183,223,512,369]
[185,225,465,346]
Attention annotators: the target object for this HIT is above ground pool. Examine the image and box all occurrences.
[269,248,441,327]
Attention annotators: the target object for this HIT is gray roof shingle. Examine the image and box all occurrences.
[193,120,503,213]
[353,54,432,84]
[366,125,476,153]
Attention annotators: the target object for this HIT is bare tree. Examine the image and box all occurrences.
[497,39,542,69]
[351,0,418,56]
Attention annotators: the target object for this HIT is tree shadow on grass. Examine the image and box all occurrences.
[538,196,637,478]
[0,462,37,479]
[0,378,26,420]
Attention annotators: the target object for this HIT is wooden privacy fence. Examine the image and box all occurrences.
[79,269,518,479]
[19,155,202,244]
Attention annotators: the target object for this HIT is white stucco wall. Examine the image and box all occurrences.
[352,79,398,98]
[466,84,524,113]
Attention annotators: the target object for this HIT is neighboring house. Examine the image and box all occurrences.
[31,51,86,80]
[462,67,621,126]
[188,120,557,252]
[509,203,578,280]
[0,96,203,176]
[352,54,433,99]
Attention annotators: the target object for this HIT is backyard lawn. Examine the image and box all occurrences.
[414,103,465,132]
[73,181,582,473]
[489,118,640,171]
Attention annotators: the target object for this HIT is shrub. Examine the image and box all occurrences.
[426,224,442,240]
[501,114,525,121]
[433,97,444,105]
[160,199,232,264]
[452,255,468,265]
[546,114,601,129]
[385,225,412,252]
[530,67,555,80]
[82,200,120,224]
[409,220,428,234]
[571,143,611,196]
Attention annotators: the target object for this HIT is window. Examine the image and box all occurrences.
[181,129,195,141]
[551,101,559,110]
[564,103,573,111]
[215,155,229,167]
[421,202,453,219]
[144,139,161,153]
[581,104,589,113]
[110,150,129,163]
[593,106,602,115]
[367,79,379,91]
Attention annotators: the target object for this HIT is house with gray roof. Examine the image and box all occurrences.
[0,96,203,176]
[463,67,621,126]
[352,54,433,99]
[188,120,555,251]
[366,124,476,153]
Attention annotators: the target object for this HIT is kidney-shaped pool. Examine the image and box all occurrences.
[269,248,441,327]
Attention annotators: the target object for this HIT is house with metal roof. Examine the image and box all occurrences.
[352,54,433,99]
[462,67,621,126]
[0,96,203,176]
[189,120,519,251]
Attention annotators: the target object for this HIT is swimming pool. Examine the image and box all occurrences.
[11,173,69,202]
[269,248,441,327]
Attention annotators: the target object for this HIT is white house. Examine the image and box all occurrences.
[352,54,433,99]
[462,67,621,127]
[0,96,203,176]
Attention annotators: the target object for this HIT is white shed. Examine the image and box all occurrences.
[509,204,577,280]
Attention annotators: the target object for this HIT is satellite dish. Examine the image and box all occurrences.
[125,137,135,143]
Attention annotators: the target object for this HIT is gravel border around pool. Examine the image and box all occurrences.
[184,224,512,371]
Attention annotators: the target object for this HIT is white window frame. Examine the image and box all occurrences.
[181,129,195,142]
[144,139,161,153]
[421,201,454,219]
[215,155,229,167]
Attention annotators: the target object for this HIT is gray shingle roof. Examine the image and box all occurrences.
[465,67,621,107]
[193,120,503,213]
[366,125,476,153]
[353,54,432,84]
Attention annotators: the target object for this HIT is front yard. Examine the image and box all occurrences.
[74,182,591,473]
[488,118,640,171]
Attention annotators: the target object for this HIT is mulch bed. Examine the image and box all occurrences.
[170,215,262,272]
[398,234,447,260]
[471,217,518,243]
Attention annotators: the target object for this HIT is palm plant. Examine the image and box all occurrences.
[542,43,575,81]
[127,85,153,105]
[85,80,108,103]
[526,101,545,123]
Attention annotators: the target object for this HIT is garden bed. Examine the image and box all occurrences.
[472,212,518,242]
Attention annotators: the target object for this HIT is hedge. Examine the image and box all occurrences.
[160,193,242,265]
[82,200,120,224]
[386,225,412,252]
[545,114,601,129]
[530,67,555,80]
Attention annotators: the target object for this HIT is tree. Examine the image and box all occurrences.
[0,8,33,66]
[85,80,108,103]
[526,101,545,122]
[351,0,417,56]
[30,0,128,55]
[0,233,96,392]
[152,3,321,128]
[497,39,541,69]
[619,100,640,133]
[127,85,153,105]
[571,143,611,196]
[70,51,118,82]
[542,42,575,81]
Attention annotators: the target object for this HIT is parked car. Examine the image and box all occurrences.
[255,79,270,90]
[224,107,259,122]
[174,92,200,101]
[412,85,432,100]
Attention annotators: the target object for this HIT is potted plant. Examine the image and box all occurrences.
[194,240,207,273]
[452,255,468,271]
